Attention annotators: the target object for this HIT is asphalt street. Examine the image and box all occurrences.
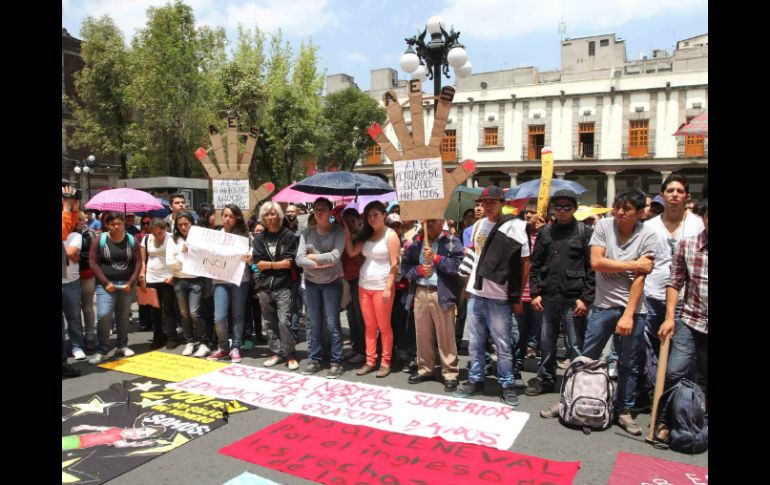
[62,309,708,485]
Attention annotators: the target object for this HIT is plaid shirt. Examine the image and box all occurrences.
[667,230,708,334]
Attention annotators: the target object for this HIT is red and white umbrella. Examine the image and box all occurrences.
[673,111,708,137]
[85,188,164,213]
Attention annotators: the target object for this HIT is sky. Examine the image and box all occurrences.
[62,0,708,92]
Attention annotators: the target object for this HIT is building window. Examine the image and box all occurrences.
[484,127,498,147]
[441,130,456,162]
[578,122,595,159]
[600,39,609,47]
[684,116,705,157]
[365,144,381,165]
[588,41,595,56]
[629,120,649,158]
[527,125,545,160]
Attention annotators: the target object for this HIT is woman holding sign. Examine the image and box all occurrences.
[207,204,253,363]
[166,211,210,358]
[343,201,401,378]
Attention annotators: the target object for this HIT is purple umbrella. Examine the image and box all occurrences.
[85,188,164,213]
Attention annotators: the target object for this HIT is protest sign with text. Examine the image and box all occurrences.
[213,179,250,210]
[170,364,529,450]
[393,157,444,202]
[182,226,250,285]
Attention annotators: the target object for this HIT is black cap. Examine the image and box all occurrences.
[476,185,505,202]
[551,189,578,205]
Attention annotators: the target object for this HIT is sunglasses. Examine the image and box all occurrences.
[553,205,575,212]
[142,221,151,225]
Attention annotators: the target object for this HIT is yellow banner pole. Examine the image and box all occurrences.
[536,146,554,218]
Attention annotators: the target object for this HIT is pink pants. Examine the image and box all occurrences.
[358,287,393,366]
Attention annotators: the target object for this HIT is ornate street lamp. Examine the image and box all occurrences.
[400,15,471,111]
[73,155,96,201]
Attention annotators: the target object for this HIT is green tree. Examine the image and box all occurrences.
[124,0,225,178]
[319,87,387,171]
[69,16,131,178]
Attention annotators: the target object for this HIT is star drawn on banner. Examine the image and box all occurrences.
[138,398,168,408]
[67,396,120,418]
[125,433,190,456]
[61,455,99,484]
[128,380,161,393]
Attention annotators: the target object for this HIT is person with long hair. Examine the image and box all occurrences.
[206,204,254,363]
[343,201,401,377]
[166,210,210,357]
[253,202,300,370]
[76,212,98,352]
[341,208,366,365]
[196,203,218,347]
[88,212,142,364]
[139,218,178,350]
[296,197,346,379]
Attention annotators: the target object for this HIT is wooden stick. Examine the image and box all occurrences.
[646,335,672,443]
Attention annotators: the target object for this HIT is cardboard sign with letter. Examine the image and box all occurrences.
[182,226,250,285]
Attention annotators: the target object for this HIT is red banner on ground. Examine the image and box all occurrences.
[221,414,581,485]
[608,451,708,485]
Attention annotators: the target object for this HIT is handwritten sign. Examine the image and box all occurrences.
[171,364,529,450]
[221,414,580,485]
[608,452,707,485]
[182,226,250,285]
[393,157,444,202]
[213,179,250,210]
[98,351,228,382]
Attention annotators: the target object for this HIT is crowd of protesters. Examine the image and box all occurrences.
[62,173,707,443]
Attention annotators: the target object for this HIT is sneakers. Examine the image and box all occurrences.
[540,403,561,419]
[303,360,322,375]
[72,348,87,361]
[182,343,196,356]
[347,353,365,365]
[118,347,135,357]
[557,358,572,370]
[453,381,484,399]
[342,349,357,360]
[375,365,391,378]
[608,362,619,379]
[525,377,554,396]
[193,344,210,358]
[500,387,520,407]
[616,409,643,436]
[326,363,344,379]
[62,363,81,378]
[525,347,537,359]
[263,355,283,367]
[88,353,105,365]
[242,339,255,351]
[207,349,228,361]
[287,358,300,371]
[443,379,459,392]
[229,348,242,363]
[512,372,526,389]
[356,364,376,376]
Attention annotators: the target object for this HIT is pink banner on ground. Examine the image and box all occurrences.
[221,414,581,485]
[608,451,708,485]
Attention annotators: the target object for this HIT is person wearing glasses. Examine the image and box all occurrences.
[296,198,346,379]
[525,190,595,397]
[516,198,547,363]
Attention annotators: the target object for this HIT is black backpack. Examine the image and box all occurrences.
[661,379,708,454]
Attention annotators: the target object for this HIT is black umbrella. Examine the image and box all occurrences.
[292,171,395,199]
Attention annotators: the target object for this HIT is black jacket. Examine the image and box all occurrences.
[473,215,526,303]
[529,219,595,303]
[252,226,298,291]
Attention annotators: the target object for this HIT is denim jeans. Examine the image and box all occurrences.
[513,301,544,372]
[95,280,135,355]
[291,282,304,334]
[173,277,207,344]
[214,281,251,351]
[536,299,586,383]
[392,288,415,361]
[306,279,344,364]
[467,296,516,388]
[62,280,85,351]
[656,318,708,423]
[346,278,366,356]
[582,306,646,412]
[259,287,296,359]
[455,293,468,343]
[643,297,683,392]
[80,276,97,341]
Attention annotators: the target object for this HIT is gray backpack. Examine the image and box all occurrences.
[559,356,615,434]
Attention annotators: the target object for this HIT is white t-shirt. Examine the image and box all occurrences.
[62,232,82,284]
[644,213,704,301]
[466,217,530,299]
[141,233,174,284]
[360,229,396,291]
[165,236,195,278]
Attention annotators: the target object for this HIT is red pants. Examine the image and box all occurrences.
[358,287,393,366]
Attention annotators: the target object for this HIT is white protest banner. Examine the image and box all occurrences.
[170,365,529,450]
[213,179,250,210]
[182,226,249,285]
[393,157,445,202]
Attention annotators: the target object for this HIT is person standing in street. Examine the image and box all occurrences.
[139,218,178,350]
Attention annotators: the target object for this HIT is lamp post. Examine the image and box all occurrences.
[399,16,471,112]
[73,155,96,202]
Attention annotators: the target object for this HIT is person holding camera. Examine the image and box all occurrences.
[62,185,82,378]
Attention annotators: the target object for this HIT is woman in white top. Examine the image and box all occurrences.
[207,204,253,364]
[165,211,209,357]
[139,218,176,350]
[343,201,401,377]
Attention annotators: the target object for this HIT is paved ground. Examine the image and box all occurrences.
[62,310,708,485]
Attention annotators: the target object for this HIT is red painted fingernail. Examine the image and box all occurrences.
[195,147,206,160]
[462,159,476,172]
[265,182,275,192]
[368,122,382,140]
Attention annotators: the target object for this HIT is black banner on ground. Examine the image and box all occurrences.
[62,377,254,484]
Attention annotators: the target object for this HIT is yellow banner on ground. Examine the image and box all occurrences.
[99,351,228,382]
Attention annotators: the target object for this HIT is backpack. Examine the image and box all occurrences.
[661,379,708,454]
[458,221,481,277]
[99,232,136,251]
[559,356,615,434]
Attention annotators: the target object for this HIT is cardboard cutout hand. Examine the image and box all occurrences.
[194,115,275,222]
[368,79,475,221]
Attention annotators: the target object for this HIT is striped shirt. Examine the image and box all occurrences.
[667,230,708,334]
